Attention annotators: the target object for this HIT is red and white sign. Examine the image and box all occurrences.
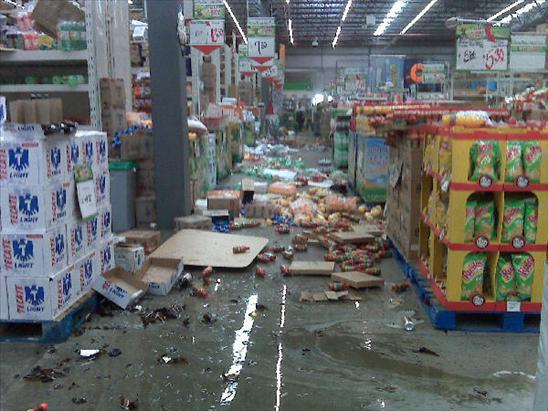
[248,37,275,64]
[190,20,225,55]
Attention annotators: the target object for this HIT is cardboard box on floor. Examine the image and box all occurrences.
[140,257,184,295]
[92,267,148,309]
[121,229,161,254]
[114,243,145,273]
[207,190,241,218]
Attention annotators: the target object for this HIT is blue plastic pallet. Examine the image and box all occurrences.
[0,293,98,344]
[387,238,541,333]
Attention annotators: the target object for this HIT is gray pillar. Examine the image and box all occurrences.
[147,0,191,229]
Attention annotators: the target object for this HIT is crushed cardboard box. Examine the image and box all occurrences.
[140,257,183,296]
[92,267,148,309]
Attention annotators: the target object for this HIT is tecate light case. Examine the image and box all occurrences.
[76,251,97,296]
[99,205,112,240]
[67,219,87,264]
[95,167,110,205]
[86,214,99,249]
[99,238,115,275]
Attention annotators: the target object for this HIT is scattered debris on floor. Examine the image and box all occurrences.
[140,304,185,327]
[412,347,440,356]
[71,397,87,405]
[24,366,65,383]
[157,355,189,365]
[120,396,139,410]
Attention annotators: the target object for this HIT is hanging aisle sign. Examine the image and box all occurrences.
[247,17,276,64]
[510,34,547,72]
[456,23,510,71]
[238,44,255,77]
[190,0,225,55]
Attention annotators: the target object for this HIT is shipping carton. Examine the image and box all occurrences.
[98,238,115,275]
[76,251,97,296]
[207,190,241,218]
[86,214,100,250]
[140,257,183,295]
[136,159,155,195]
[95,167,111,206]
[95,132,109,168]
[120,230,161,254]
[0,136,68,185]
[100,78,126,110]
[114,243,145,273]
[67,219,87,264]
[135,196,156,227]
[1,226,68,276]
[6,265,77,321]
[93,267,148,309]
[174,215,212,231]
[101,108,127,138]
[0,182,74,232]
[121,130,153,161]
[0,275,9,320]
[99,205,113,240]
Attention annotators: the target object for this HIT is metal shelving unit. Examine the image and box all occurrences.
[0,49,88,63]
[0,84,89,93]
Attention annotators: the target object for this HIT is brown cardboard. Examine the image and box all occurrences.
[135,196,157,228]
[140,257,183,296]
[174,215,212,231]
[207,190,241,217]
[31,0,85,38]
[137,159,155,195]
[100,78,126,110]
[121,130,154,160]
[102,108,127,137]
[288,261,335,276]
[331,272,384,289]
[121,229,161,254]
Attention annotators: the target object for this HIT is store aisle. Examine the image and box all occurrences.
[0,139,539,411]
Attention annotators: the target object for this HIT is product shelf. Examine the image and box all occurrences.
[0,84,89,93]
[0,49,87,63]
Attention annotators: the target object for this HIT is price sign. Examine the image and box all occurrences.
[74,165,97,220]
[510,34,547,72]
[239,57,254,74]
[507,301,521,312]
[194,0,225,19]
[247,16,275,62]
[456,23,509,71]
[190,20,225,45]
[248,37,275,58]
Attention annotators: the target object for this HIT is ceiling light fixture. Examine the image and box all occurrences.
[497,0,545,24]
[374,0,409,36]
[400,0,439,34]
[486,0,525,22]
[223,0,248,44]
[332,0,353,47]
[288,18,294,44]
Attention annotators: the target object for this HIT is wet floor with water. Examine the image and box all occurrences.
[0,141,540,411]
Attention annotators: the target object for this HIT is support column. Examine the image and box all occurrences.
[147,0,191,229]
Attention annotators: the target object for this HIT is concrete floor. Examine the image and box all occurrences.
[0,140,541,411]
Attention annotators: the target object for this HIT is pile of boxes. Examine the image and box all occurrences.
[386,138,422,261]
[0,125,114,320]
[100,78,128,144]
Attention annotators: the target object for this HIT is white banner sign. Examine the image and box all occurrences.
[239,57,253,73]
[261,64,278,78]
[457,39,509,71]
[248,36,275,58]
[510,34,547,71]
[189,20,225,46]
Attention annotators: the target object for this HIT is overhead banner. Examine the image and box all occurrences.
[238,44,255,77]
[190,0,225,55]
[510,34,547,72]
[247,17,276,64]
[456,23,510,71]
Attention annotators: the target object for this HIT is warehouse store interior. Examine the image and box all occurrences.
[0,0,547,410]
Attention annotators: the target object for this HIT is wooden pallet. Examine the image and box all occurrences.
[0,292,97,344]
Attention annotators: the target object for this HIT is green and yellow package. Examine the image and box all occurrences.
[474,200,495,240]
[496,255,516,301]
[522,141,542,183]
[505,141,523,182]
[461,253,488,300]
[470,141,501,181]
[512,253,535,301]
[524,197,538,244]
[502,198,525,242]
[464,200,476,242]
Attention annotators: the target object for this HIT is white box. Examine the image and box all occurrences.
[99,205,112,240]
[86,214,99,249]
[0,275,8,320]
[1,226,68,276]
[114,243,144,273]
[76,251,97,296]
[67,219,87,264]
[95,167,110,205]
[0,136,68,185]
[140,257,183,296]
[5,266,77,321]
[0,182,73,232]
[92,267,148,309]
[95,132,109,168]
[81,133,96,167]
[98,238,115,274]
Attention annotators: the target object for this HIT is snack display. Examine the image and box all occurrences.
[505,141,523,182]
[523,197,538,244]
[512,253,535,301]
[464,200,476,242]
[438,136,452,176]
[495,255,516,301]
[461,253,488,300]
[474,199,496,240]
[469,141,501,182]
[501,198,524,242]
[522,141,542,183]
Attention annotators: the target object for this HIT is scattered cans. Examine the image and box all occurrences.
[233,245,250,254]
[255,267,267,278]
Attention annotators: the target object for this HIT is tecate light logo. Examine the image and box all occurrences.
[55,233,65,257]
[17,284,46,312]
[62,273,72,297]
[8,147,30,176]
[13,238,34,268]
[84,259,93,280]
[99,175,106,195]
[84,141,94,162]
[103,245,112,265]
[103,210,111,231]
[50,146,61,173]
[19,194,39,221]
[89,218,98,239]
[74,225,84,248]
[71,143,80,164]
[98,140,106,161]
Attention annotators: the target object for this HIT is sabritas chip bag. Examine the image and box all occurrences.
[496,255,516,301]
[464,200,476,242]
[522,141,542,183]
[505,141,523,182]
[470,141,501,181]
[502,198,524,242]
[524,197,538,244]
[512,253,535,301]
[438,136,452,176]
[461,253,487,300]
[474,200,495,240]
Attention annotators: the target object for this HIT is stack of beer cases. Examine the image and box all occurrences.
[0,125,114,321]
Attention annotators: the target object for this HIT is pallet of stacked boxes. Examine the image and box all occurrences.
[0,125,114,321]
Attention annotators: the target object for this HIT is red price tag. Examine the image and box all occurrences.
[485,47,505,70]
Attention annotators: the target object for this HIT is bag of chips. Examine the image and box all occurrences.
[502,198,525,242]
[464,200,476,242]
[505,141,523,182]
[512,253,535,301]
[522,141,542,183]
[438,136,452,176]
[474,200,496,240]
[461,253,488,300]
[496,255,516,301]
[470,141,501,182]
[524,197,538,244]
